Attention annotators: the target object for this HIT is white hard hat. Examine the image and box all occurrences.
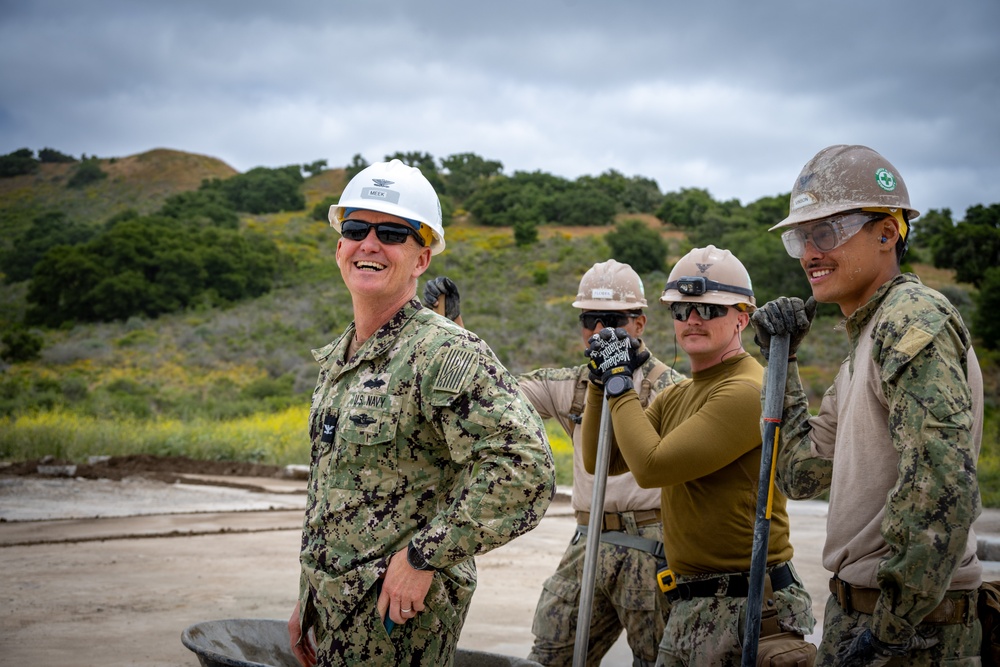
[329,159,445,254]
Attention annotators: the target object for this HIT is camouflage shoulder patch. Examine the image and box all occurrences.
[895,325,934,359]
[433,348,477,393]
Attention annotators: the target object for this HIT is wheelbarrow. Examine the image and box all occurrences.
[181,618,542,667]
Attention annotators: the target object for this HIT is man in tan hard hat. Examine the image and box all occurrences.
[289,159,555,667]
[424,259,682,667]
[581,246,816,666]
[752,145,985,665]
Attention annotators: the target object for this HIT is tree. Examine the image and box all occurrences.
[160,190,239,229]
[2,211,96,283]
[974,267,1000,350]
[345,153,369,180]
[38,148,77,163]
[385,151,444,194]
[302,159,328,177]
[918,204,1000,288]
[0,148,39,177]
[203,165,305,214]
[25,216,282,326]
[578,169,664,214]
[66,158,107,188]
[550,185,617,226]
[439,152,503,201]
[606,219,667,274]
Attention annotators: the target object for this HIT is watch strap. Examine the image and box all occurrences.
[406,541,433,571]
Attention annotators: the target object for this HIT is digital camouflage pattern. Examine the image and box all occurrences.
[772,274,983,661]
[298,299,555,666]
[654,564,814,667]
[528,520,668,667]
[817,591,981,666]
[520,357,681,666]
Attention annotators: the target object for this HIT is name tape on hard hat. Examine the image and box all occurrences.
[790,192,818,211]
[591,288,614,300]
[361,187,401,205]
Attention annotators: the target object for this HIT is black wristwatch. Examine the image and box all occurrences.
[604,374,634,398]
[406,541,434,571]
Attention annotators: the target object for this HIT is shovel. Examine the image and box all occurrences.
[573,394,612,667]
[741,333,790,666]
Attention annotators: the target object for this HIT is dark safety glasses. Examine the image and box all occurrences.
[780,210,885,258]
[340,219,425,246]
[578,311,639,330]
[670,302,730,322]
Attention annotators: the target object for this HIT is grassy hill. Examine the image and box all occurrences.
[1,148,996,501]
[0,149,237,237]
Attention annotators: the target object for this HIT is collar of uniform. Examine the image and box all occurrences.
[311,298,425,371]
[843,273,920,344]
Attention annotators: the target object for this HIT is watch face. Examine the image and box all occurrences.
[606,375,629,396]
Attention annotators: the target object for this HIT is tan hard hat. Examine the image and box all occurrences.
[770,144,920,231]
[572,259,648,310]
[660,245,756,311]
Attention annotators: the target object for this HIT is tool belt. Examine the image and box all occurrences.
[829,576,977,625]
[665,562,796,602]
[575,509,661,531]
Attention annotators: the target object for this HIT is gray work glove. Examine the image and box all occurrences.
[585,327,649,387]
[422,276,461,322]
[835,627,939,667]
[750,296,817,360]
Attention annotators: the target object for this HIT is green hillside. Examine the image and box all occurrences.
[1,147,997,503]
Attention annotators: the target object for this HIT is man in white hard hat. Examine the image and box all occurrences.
[424,259,683,667]
[752,145,985,666]
[581,246,815,666]
[288,159,555,667]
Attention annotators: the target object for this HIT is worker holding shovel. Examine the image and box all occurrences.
[425,260,684,667]
[581,245,815,666]
[752,145,985,666]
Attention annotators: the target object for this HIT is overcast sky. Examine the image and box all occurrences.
[2,1,998,219]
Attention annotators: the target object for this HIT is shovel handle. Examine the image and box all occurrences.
[741,334,790,666]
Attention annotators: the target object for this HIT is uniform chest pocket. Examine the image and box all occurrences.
[327,404,400,494]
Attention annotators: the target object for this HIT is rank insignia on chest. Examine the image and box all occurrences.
[320,414,337,444]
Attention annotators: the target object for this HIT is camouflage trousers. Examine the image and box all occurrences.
[307,571,473,666]
[655,562,815,667]
[814,591,981,666]
[528,519,669,667]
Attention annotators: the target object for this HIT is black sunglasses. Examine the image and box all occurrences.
[578,311,638,330]
[670,302,730,322]
[340,219,425,246]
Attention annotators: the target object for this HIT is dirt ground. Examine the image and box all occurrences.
[2,455,997,666]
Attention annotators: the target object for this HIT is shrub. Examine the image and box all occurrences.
[66,158,107,188]
[1,327,43,362]
[0,148,39,177]
[38,148,77,163]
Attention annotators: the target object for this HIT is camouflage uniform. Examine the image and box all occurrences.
[520,357,684,667]
[772,274,985,665]
[298,299,555,666]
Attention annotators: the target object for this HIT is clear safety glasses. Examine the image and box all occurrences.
[780,211,886,258]
[340,219,425,246]
[669,302,730,322]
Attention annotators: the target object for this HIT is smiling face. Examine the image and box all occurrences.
[797,213,901,316]
[335,208,432,314]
